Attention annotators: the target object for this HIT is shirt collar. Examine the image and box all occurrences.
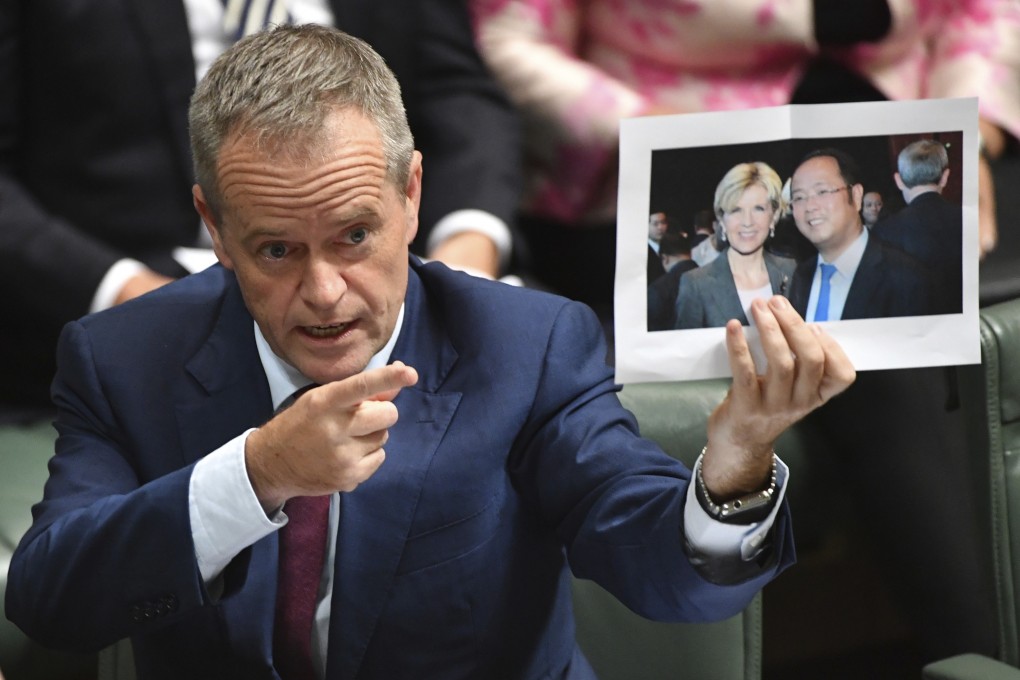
[254,304,406,411]
[818,227,868,279]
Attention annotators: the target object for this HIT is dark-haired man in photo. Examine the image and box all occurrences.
[646,211,669,283]
[875,139,963,314]
[647,231,698,331]
[861,190,884,229]
[786,148,933,321]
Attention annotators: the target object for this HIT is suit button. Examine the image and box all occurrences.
[129,605,144,622]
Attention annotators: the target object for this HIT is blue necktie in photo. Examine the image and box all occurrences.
[223,0,291,41]
[814,263,838,322]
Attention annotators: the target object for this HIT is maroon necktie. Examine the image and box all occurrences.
[273,494,330,680]
[272,386,330,680]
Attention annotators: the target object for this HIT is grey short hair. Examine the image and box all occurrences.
[189,24,415,220]
[714,162,786,220]
[897,139,949,188]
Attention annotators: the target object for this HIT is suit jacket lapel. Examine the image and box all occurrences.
[327,262,461,680]
[707,255,748,325]
[174,271,278,667]
[843,236,882,320]
[124,0,196,186]
[176,276,273,463]
[765,253,791,298]
[789,258,816,317]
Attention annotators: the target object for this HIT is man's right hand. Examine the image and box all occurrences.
[245,361,419,511]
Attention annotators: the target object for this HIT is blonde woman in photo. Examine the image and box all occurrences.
[674,162,795,329]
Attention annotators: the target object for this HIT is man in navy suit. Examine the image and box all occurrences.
[0,0,521,420]
[7,27,855,679]
[786,148,933,321]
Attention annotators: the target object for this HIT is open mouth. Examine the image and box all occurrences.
[303,322,351,338]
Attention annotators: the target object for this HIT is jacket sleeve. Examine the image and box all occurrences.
[5,321,210,652]
[510,300,795,623]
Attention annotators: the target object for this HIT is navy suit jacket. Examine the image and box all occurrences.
[674,251,795,329]
[8,259,794,679]
[0,0,521,414]
[873,192,962,314]
[787,233,934,320]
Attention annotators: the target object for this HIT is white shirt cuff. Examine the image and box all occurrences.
[189,428,285,583]
[425,209,513,270]
[683,454,789,561]
[90,259,147,314]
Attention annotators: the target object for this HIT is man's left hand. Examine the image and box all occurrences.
[702,296,855,500]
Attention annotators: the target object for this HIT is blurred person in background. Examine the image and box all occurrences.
[0,0,522,423]
[646,231,697,331]
[875,139,963,314]
[861,190,885,228]
[469,0,1018,316]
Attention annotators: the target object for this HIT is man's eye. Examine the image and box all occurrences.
[260,243,289,260]
[348,228,368,244]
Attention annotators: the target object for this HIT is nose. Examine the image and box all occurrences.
[300,256,347,309]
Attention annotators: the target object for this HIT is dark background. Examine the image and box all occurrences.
[648,130,964,237]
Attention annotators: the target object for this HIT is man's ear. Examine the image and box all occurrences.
[403,151,423,245]
[894,172,907,192]
[193,185,233,270]
[850,183,865,211]
[939,168,950,190]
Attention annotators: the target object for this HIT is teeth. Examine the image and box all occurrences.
[306,323,348,338]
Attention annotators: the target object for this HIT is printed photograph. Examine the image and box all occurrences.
[615,99,979,383]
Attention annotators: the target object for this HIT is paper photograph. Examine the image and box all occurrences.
[614,98,980,383]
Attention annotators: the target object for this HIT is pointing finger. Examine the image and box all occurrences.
[331,362,419,407]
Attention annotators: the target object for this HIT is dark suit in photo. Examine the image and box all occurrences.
[787,234,934,320]
[647,259,698,331]
[674,251,795,329]
[874,191,963,314]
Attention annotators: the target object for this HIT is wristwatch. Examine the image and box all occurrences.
[695,449,778,524]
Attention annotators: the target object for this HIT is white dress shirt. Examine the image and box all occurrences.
[804,228,870,322]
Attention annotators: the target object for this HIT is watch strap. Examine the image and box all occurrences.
[695,448,778,524]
